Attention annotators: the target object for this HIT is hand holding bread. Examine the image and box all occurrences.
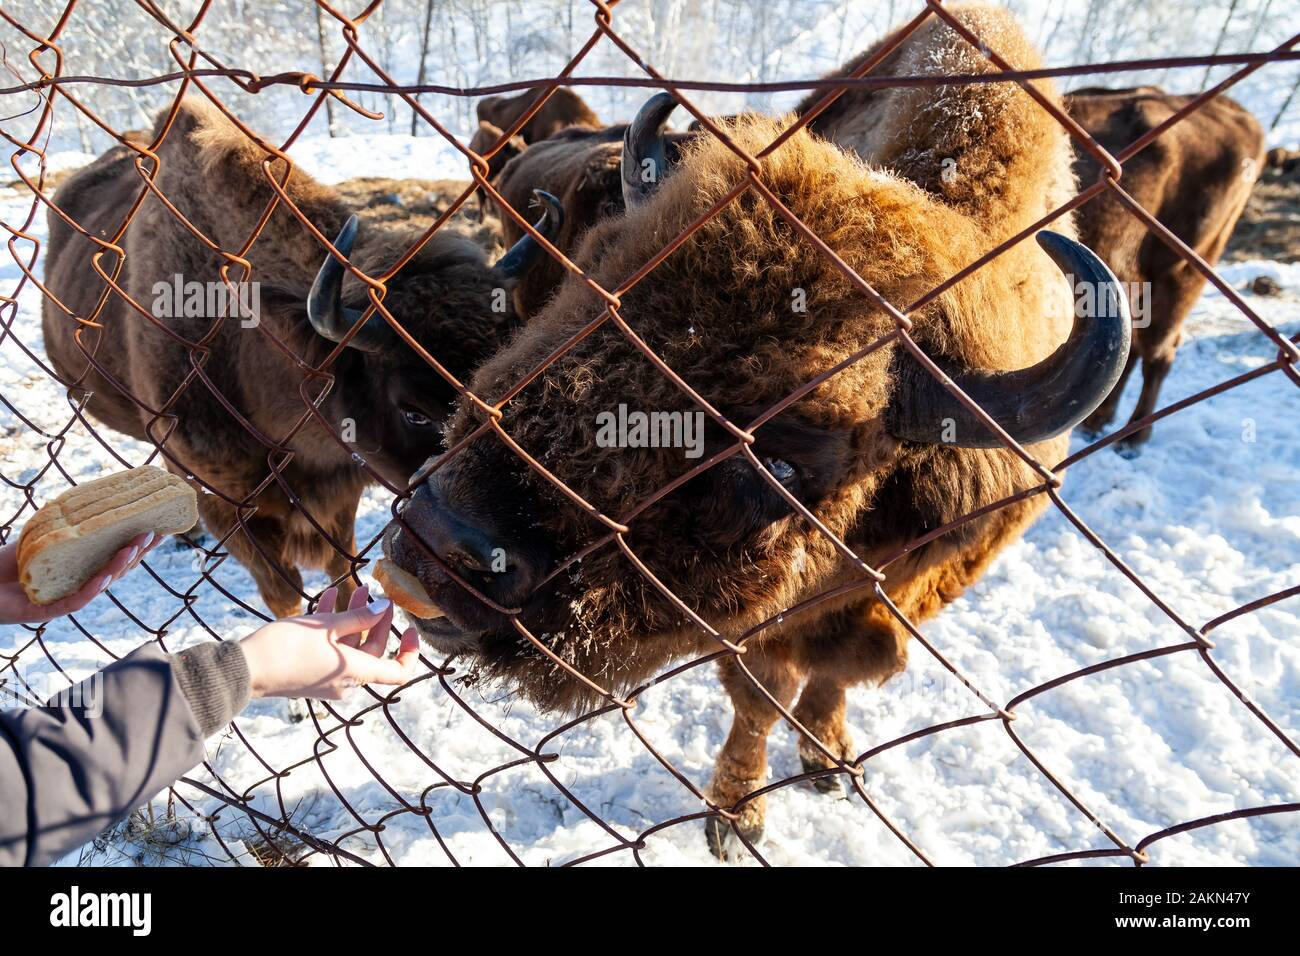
[1,465,197,624]
[0,531,162,624]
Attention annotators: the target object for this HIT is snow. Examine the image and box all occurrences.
[2,3,1299,866]
[288,132,469,185]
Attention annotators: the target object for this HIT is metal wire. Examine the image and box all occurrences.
[1,0,1297,866]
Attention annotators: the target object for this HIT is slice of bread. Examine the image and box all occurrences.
[17,465,198,605]
[372,557,443,619]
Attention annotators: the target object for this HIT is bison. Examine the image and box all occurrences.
[41,97,558,618]
[1066,86,1265,447]
[468,86,603,219]
[488,99,699,317]
[382,4,1128,856]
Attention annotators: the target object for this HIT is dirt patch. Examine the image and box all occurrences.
[332,176,502,253]
[1225,163,1300,264]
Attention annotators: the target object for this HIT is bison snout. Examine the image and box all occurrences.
[385,481,549,631]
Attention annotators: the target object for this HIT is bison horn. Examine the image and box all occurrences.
[886,231,1132,449]
[307,215,388,352]
[622,92,678,208]
[492,189,564,279]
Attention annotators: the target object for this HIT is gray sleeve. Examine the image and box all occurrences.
[0,640,250,867]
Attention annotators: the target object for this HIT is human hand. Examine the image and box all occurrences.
[239,585,420,701]
[0,532,162,624]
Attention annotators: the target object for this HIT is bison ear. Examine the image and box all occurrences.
[492,189,564,279]
[306,215,390,352]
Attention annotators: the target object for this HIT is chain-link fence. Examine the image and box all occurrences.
[1,0,1298,866]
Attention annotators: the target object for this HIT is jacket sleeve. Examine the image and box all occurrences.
[0,639,250,867]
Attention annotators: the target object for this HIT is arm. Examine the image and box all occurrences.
[0,641,238,867]
[0,585,417,867]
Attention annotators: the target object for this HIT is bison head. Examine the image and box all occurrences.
[384,93,1128,712]
[288,189,562,488]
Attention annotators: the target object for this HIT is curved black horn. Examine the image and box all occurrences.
[493,189,563,279]
[307,215,387,352]
[622,92,678,208]
[886,231,1132,448]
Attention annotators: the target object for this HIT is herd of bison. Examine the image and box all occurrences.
[31,5,1296,855]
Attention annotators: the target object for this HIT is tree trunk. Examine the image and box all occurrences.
[411,0,436,137]
[315,4,340,137]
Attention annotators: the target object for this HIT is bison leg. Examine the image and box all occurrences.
[792,674,856,795]
[1118,350,1174,449]
[1080,349,1137,436]
[792,600,908,796]
[1118,266,1205,449]
[198,495,305,618]
[705,648,802,860]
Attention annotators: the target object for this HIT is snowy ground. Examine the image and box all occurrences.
[3,128,1299,865]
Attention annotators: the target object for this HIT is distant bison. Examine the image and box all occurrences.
[1067,86,1265,447]
[469,86,602,218]
[489,97,697,316]
[41,97,558,617]
[385,5,1128,855]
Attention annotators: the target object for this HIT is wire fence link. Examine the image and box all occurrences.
[1,0,1298,866]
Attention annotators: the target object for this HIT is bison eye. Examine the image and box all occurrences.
[401,407,433,428]
[763,457,798,486]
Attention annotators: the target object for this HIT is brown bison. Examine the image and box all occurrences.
[468,86,602,218]
[383,4,1128,856]
[488,97,698,317]
[1067,86,1264,447]
[41,97,558,618]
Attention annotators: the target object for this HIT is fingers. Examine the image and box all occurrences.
[315,598,392,642]
[338,585,372,648]
[101,536,144,581]
[358,599,394,657]
[341,627,420,687]
[10,533,157,620]
[37,574,113,618]
[312,586,339,615]
[347,584,370,611]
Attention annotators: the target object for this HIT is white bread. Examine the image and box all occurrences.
[17,465,198,605]
[372,557,443,619]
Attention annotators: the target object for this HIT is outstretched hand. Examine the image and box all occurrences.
[0,533,161,624]
[239,585,420,701]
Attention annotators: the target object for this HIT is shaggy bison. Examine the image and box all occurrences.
[383,4,1128,855]
[41,97,558,617]
[1067,86,1265,447]
[489,99,698,317]
[468,86,602,218]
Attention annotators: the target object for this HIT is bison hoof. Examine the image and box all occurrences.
[1115,431,1151,456]
[800,754,847,795]
[1079,411,1115,438]
[705,815,764,861]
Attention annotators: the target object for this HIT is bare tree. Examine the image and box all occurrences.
[315,2,340,138]
[412,0,437,136]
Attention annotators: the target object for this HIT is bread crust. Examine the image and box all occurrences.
[17,465,198,604]
[372,557,443,619]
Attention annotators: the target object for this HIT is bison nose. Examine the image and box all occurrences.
[396,482,546,610]
[429,513,498,575]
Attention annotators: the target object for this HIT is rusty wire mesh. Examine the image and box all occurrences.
[1,0,1298,866]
